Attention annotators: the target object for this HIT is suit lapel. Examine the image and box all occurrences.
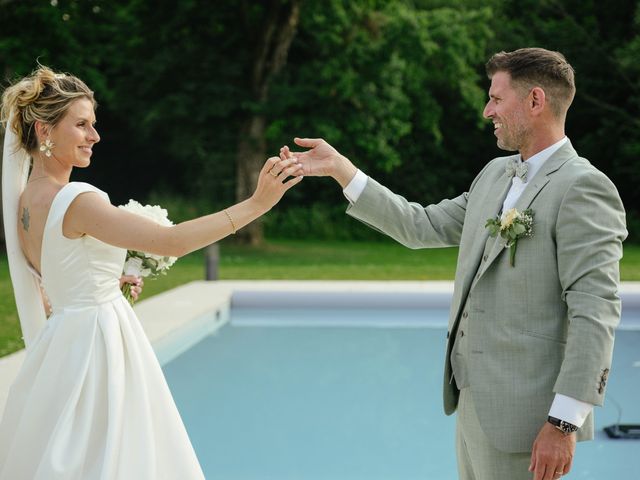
[477,141,578,276]
[472,174,513,260]
[454,170,513,312]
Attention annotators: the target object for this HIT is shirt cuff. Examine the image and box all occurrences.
[548,393,593,428]
[343,169,368,204]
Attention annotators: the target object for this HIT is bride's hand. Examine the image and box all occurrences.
[250,156,303,212]
[120,275,143,301]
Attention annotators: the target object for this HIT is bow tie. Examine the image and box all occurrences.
[505,158,528,182]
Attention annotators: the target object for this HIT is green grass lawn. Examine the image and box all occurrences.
[1,240,639,357]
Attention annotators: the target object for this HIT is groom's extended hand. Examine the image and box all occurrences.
[280,138,357,188]
[529,422,575,480]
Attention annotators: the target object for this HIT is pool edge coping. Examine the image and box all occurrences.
[1,279,639,413]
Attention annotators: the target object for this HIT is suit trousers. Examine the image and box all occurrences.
[456,388,533,480]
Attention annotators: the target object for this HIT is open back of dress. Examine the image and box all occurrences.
[0,182,204,479]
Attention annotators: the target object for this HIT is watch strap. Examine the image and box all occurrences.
[548,415,579,435]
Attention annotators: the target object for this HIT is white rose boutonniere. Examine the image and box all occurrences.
[485,208,534,267]
[118,200,178,304]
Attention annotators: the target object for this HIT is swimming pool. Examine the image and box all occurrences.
[162,287,640,480]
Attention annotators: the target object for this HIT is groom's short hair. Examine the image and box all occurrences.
[486,48,576,119]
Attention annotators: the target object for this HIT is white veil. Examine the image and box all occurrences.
[2,111,47,349]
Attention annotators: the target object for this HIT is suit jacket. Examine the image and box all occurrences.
[346,141,627,452]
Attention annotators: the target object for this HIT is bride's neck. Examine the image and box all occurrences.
[29,156,71,185]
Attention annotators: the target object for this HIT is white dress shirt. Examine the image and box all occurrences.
[501,137,567,213]
[343,136,593,427]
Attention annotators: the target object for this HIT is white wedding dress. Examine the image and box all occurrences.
[0,182,204,479]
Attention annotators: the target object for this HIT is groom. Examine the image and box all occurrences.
[285,48,627,479]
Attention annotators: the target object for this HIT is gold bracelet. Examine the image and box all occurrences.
[224,209,237,234]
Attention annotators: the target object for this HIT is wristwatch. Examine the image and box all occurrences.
[548,416,579,435]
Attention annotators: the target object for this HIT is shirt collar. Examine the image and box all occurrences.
[519,136,568,184]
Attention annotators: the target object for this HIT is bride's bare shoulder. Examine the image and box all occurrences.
[19,182,65,219]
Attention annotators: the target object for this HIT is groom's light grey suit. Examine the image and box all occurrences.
[346,141,627,453]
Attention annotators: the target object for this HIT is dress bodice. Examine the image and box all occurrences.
[40,182,126,310]
[1,180,205,479]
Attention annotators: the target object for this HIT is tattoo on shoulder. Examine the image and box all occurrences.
[21,207,30,231]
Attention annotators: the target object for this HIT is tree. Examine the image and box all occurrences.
[265,1,495,208]
[235,0,300,244]
[489,0,640,239]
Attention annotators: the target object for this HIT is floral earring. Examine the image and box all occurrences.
[39,138,54,157]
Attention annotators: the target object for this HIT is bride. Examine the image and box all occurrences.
[0,66,302,479]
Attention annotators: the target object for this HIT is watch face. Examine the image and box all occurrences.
[560,421,578,433]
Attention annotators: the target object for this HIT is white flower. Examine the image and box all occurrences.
[118,200,177,271]
[123,257,143,276]
[486,208,535,267]
[500,208,520,230]
[118,200,179,304]
[119,200,173,226]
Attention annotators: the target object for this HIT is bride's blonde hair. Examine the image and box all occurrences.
[1,65,96,154]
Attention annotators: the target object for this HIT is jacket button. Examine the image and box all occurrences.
[483,254,488,261]
[462,311,468,318]
[460,330,465,337]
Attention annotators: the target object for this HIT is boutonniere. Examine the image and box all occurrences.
[485,208,534,267]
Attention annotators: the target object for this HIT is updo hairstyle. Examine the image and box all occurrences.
[1,65,95,154]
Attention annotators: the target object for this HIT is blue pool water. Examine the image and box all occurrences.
[163,301,640,480]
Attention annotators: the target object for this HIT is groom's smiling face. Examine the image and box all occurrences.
[483,71,531,153]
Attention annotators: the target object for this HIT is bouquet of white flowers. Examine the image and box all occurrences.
[118,200,178,304]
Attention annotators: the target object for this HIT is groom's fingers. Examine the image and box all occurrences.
[532,459,542,480]
[280,146,305,162]
[531,452,549,480]
[279,145,294,161]
[268,158,300,178]
[542,462,563,480]
[294,137,323,148]
[543,461,561,480]
[536,463,552,480]
[532,452,571,480]
[279,162,304,179]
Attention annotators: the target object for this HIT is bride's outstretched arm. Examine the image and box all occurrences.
[64,156,303,257]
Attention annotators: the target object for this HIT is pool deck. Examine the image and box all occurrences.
[1,280,639,414]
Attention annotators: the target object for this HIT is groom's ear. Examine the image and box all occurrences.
[529,87,546,116]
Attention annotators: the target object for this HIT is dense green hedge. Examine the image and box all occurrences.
[263,204,387,241]
[144,191,640,243]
